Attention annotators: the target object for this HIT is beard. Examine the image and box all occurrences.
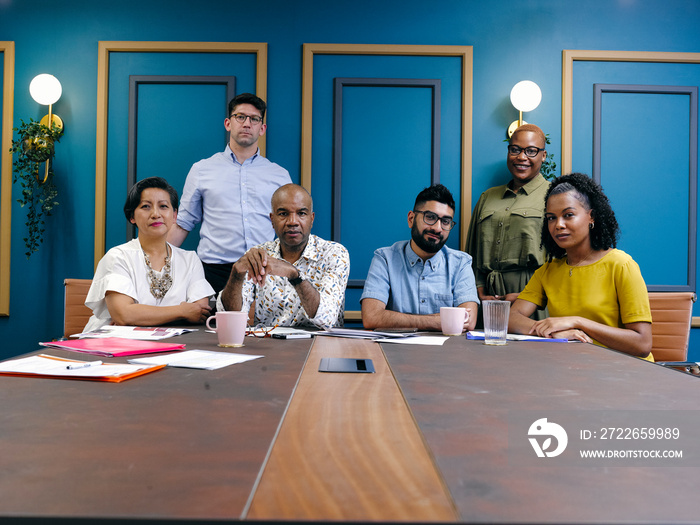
[411,221,447,254]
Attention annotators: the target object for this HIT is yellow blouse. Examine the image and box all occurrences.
[518,249,653,360]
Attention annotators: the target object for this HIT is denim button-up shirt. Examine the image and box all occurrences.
[360,240,479,314]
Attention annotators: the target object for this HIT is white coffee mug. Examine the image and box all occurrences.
[206,311,248,347]
[440,306,470,336]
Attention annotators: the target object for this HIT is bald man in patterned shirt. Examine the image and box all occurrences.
[218,184,350,328]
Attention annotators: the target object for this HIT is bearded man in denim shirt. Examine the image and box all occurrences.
[361,184,479,332]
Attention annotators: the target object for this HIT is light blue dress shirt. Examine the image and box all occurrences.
[360,240,479,314]
[176,145,291,264]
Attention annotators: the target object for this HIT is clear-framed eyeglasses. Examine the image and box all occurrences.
[413,210,456,230]
[507,145,545,158]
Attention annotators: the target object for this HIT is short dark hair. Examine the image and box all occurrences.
[227,93,266,119]
[124,177,179,221]
[542,172,619,260]
[414,184,456,212]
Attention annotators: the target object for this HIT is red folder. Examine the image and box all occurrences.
[40,337,185,357]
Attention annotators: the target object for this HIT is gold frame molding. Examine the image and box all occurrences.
[302,44,472,325]
[562,50,700,173]
[301,43,473,250]
[0,42,15,316]
[95,41,268,268]
[562,49,700,327]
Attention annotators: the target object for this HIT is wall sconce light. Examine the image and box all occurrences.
[29,73,63,131]
[9,74,65,257]
[28,74,63,184]
[507,80,541,138]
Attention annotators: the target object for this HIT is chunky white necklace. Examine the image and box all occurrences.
[143,245,173,299]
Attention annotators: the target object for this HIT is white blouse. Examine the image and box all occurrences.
[83,239,214,333]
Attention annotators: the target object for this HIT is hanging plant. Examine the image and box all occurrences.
[539,134,558,181]
[10,118,63,258]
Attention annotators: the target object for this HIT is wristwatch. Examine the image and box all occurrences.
[288,273,304,286]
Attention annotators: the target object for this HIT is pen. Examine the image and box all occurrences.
[67,360,103,370]
[272,333,312,339]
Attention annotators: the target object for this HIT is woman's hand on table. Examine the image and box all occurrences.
[180,301,212,324]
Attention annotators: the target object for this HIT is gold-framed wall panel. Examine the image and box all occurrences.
[561,49,700,327]
[301,43,473,250]
[95,41,268,269]
[561,50,700,172]
[302,44,472,324]
[0,42,15,316]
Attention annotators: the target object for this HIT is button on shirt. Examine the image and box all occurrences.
[360,241,479,314]
[176,146,292,264]
[216,235,350,328]
[466,173,549,292]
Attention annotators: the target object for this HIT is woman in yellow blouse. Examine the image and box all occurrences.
[508,173,653,359]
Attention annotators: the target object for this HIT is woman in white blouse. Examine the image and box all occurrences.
[84,177,214,332]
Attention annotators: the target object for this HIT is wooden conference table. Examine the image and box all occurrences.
[1,330,700,523]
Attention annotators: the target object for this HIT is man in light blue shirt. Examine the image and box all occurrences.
[168,93,291,293]
[361,184,479,331]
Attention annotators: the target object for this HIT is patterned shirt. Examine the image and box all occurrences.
[217,235,350,328]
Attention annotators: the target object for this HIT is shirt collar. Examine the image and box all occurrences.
[300,234,320,262]
[404,240,445,271]
[272,235,319,264]
[226,144,260,165]
[504,172,547,197]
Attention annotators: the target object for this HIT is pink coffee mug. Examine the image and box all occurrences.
[206,311,248,347]
[440,306,470,336]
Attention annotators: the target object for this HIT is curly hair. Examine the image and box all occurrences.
[541,173,619,260]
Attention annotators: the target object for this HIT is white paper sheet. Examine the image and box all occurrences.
[0,354,156,377]
[375,336,449,345]
[129,350,264,370]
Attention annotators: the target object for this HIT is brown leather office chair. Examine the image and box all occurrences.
[64,279,93,338]
[648,291,696,362]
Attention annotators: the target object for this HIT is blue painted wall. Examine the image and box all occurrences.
[0,0,699,360]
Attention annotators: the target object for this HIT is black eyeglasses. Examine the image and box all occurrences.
[507,145,545,158]
[230,113,263,125]
[413,210,456,230]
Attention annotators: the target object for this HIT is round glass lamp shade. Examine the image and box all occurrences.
[29,74,62,105]
[510,80,541,113]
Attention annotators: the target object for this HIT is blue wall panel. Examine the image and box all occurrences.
[133,83,226,252]
[573,62,700,174]
[340,85,434,312]
[600,91,691,286]
[311,54,463,240]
